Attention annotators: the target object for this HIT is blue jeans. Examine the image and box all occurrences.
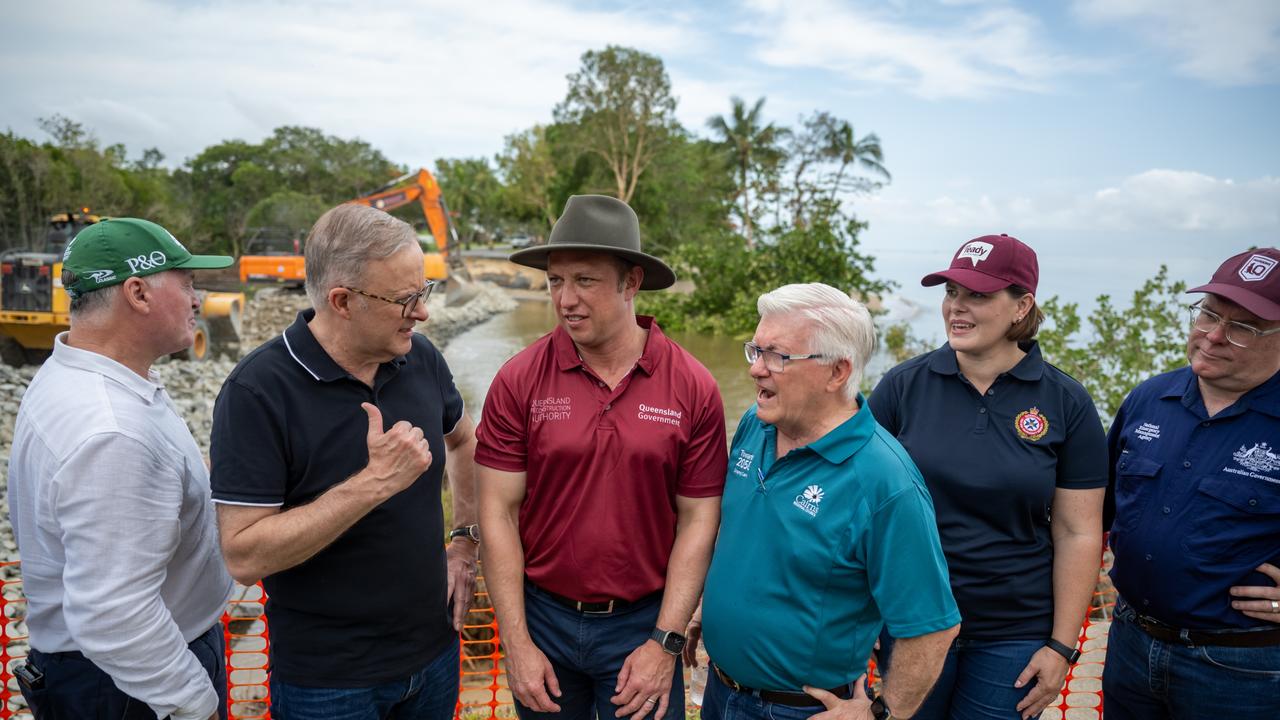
[270,640,460,720]
[700,663,826,720]
[879,634,1041,720]
[19,623,227,720]
[1102,600,1280,720]
[513,583,683,720]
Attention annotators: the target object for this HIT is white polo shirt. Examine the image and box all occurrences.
[8,333,232,720]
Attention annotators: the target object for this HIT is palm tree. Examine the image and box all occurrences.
[706,96,788,248]
[825,121,890,203]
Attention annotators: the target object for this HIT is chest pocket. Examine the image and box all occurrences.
[1182,473,1280,562]
[1112,454,1162,533]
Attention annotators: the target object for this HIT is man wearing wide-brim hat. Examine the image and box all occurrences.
[476,195,727,720]
[1104,247,1280,719]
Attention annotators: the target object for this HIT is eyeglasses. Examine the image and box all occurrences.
[1189,301,1280,349]
[743,342,826,372]
[344,282,436,318]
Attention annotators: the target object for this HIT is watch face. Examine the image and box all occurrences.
[664,634,687,654]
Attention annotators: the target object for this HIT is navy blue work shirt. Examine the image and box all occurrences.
[1107,365,1280,630]
[869,342,1108,639]
[210,310,464,686]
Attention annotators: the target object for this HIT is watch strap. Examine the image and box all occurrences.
[448,524,480,544]
[1044,637,1081,664]
[648,628,685,655]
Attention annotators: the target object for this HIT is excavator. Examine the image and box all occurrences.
[0,209,246,365]
[238,168,478,306]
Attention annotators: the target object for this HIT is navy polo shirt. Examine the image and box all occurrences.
[210,310,464,686]
[869,342,1108,639]
[1107,366,1280,630]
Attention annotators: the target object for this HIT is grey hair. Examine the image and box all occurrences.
[757,283,876,402]
[304,204,419,309]
[63,267,119,317]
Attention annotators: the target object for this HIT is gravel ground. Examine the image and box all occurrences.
[0,283,516,565]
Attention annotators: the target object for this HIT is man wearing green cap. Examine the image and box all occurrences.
[8,217,236,719]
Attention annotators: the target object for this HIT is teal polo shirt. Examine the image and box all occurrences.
[702,397,960,692]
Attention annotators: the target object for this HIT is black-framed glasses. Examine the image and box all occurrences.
[743,342,826,372]
[1189,300,1280,349]
[344,281,436,318]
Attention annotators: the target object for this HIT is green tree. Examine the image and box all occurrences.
[706,96,788,248]
[553,46,677,203]
[1038,266,1189,422]
[779,111,888,228]
[435,157,504,246]
[498,125,560,231]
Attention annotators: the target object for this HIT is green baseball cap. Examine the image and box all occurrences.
[62,217,234,299]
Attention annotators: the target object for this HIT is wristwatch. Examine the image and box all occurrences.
[1044,638,1081,664]
[649,628,687,656]
[869,696,896,720]
[448,524,480,544]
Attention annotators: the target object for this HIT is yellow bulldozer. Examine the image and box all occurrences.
[0,210,245,365]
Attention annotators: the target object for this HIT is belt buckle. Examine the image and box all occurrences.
[578,599,615,614]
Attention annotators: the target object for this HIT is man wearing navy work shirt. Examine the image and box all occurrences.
[1104,247,1280,719]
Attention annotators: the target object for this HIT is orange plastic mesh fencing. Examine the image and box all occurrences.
[0,559,1117,719]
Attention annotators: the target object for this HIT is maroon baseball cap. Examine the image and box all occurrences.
[1187,247,1280,321]
[921,234,1039,294]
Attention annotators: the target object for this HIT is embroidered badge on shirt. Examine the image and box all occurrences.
[732,449,754,478]
[1134,423,1161,442]
[1015,407,1049,441]
[1231,442,1280,475]
[793,484,824,517]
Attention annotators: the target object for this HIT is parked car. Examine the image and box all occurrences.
[508,234,536,249]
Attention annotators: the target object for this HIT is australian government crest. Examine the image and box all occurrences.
[1228,442,1280,483]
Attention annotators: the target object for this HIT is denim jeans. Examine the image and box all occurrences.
[878,633,1041,720]
[700,663,825,720]
[513,583,683,720]
[1102,599,1280,720]
[270,640,460,720]
[19,622,227,720]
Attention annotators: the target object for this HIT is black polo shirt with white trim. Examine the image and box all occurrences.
[868,341,1107,639]
[210,309,463,686]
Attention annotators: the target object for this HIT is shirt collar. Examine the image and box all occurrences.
[1167,365,1280,419]
[282,309,408,383]
[927,340,1044,381]
[551,315,666,375]
[803,394,877,465]
[50,332,165,403]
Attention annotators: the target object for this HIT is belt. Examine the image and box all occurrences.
[531,584,660,615]
[712,664,852,708]
[1121,602,1280,648]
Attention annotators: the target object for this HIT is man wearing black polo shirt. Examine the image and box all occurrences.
[209,203,480,719]
[1103,247,1280,720]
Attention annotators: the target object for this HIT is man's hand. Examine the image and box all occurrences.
[445,540,478,631]
[361,403,431,496]
[804,674,873,720]
[611,640,676,720]
[683,618,702,667]
[505,639,563,713]
[1013,647,1069,719]
[1230,562,1280,624]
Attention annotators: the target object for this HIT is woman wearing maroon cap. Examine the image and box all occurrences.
[868,234,1108,720]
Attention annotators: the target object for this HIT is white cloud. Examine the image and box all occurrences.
[0,0,705,165]
[1073,0,1280,85]
[866,170,1280,237]
[737,0,1078,99]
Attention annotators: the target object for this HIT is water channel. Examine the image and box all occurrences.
[442,298,760,438]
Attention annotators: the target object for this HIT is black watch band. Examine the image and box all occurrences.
[1044,638,1081,664]
[448,524,480,544]
[869,696,895,720]
[649,628,687,656]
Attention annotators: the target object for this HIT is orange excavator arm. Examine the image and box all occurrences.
[347,169,459,256]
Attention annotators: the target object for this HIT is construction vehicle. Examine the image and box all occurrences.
[238,168,478,305]
[236,227,308,287]
[0,210,246,365]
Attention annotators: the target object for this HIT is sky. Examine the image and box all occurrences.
[3,0,1278,339]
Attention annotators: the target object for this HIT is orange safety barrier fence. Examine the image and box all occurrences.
[0,558,1117,719]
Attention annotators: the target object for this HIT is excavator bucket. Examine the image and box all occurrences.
[445,276,481,307]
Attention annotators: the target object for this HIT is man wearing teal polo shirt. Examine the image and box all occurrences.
[695,283,960,720]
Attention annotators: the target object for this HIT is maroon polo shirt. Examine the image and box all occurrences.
[476,316,727,602]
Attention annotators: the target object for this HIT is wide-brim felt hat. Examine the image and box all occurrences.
[509,195,676,291]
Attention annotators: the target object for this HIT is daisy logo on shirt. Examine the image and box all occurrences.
[1015,407,1049,441]
[793,484,824,517]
